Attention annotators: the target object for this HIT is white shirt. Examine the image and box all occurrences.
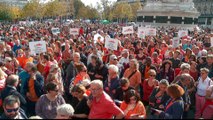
[118,57,129,66]
[197,77,213,96]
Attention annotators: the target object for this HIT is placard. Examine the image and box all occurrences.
[145,28,157,36]
[70,28,79,35]
[51,28,60,35]
[29,41,47,55]
[138,27,146,39]
[104,38,118,50]
[94,33,104,43]
[122,26,134,34]
[211,37,213,47]
[178,30,188,38]
[172,37,180,48]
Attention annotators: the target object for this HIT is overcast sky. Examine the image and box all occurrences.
[81,0,117,7]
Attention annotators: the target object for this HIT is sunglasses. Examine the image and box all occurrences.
[6,108,19,113]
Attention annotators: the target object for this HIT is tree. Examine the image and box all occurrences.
[130,0,142,21]
[110,2,133,22]
[73,0,99,19]
[44,0,67,17]
[100,0,114,20]
[21,0,43,18]
[10,7,22,20]
[0,3,12,20]
[74,0,85,18]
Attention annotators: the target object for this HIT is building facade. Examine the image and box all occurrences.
[193,0,213,26]
[0,0,29,8]
[117,0,145,4]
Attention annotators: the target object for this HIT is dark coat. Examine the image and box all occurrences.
[23,72,44,98]
[0,108,28,119]
[159,97,184,119]
[0,86,26,107]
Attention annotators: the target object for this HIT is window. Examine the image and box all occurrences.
[170,17,182,24]
[156,16,168,23]
[144,16,154,22]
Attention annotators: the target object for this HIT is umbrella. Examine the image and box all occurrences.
[101,20,110,24]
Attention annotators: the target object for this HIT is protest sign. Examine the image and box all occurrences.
[122,26,134,34]
[29,41,47,55]
[70,28,79,35]
[138,27,146,39]
[211,37,213,47]
[51,28,60,35]
[172,37,180,48]
[94,33,104,43]
[178,30,188,38]
[145,28,157,36]
[104,38,118,50]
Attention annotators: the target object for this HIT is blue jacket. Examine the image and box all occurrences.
[159,97,184,119]
[23,72,44,99]
[18,71,30,98]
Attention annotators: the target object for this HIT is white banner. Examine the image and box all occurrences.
[178,30,188,38]
[51,28,60,35]
[70,28,79,35]
[94,33,104,43]
[104,38,118,50]
[211,37,213,47]
[145,28,157,36]
[122,26,134,34]
[29,41,47,55]
[138,27,146,39]
[172,37,180,48]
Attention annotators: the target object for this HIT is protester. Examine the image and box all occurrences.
[142,69,159,105]
[195,68,213,119]
[1,95,28,119]
[24,64,44,117]
[149,79,170,113]
[71,84,90,119]
[87,80,124,119]
[153,84,185,119]
[114,78,134,104]
[0,74,26,108]
[158,60,174,83]
[120,89,146,119]
[73,63,90,85]
[55,104,74,119]
[123,59,141,93]
[35,82,66,119]
[201,84,213,119]
[104,65,120,98]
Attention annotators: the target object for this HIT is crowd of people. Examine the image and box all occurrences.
[0,20,212,119]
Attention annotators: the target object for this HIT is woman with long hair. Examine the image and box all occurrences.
[120,89,146,119]
[158,60,174,83]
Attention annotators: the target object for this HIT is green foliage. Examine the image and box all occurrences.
[74,0,100,19]
[0,4,12,20]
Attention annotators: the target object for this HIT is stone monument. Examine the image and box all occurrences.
[137,0,200,26]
